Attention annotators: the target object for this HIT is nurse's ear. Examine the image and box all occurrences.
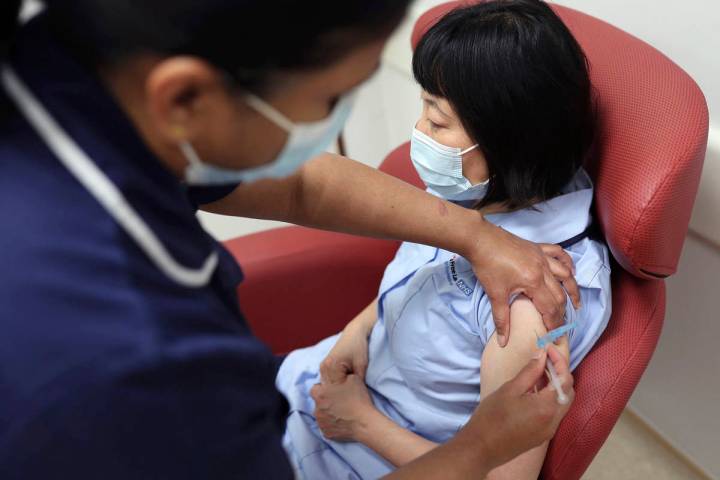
[144,57,239,144]
[137,56,280,176]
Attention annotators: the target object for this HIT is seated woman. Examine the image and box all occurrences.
[276,1,611,478]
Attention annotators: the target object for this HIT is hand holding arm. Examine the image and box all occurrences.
[203,153,580,341]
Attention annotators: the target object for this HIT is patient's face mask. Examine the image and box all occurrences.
[182,91,356,186]
[410,128,489,202]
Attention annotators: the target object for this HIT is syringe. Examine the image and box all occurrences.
[536,321,576,349]
[536,322,575,404]
[546,356,569,405]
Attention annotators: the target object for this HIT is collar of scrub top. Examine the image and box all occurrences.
[482,168,595,246]
[3,14,221,288]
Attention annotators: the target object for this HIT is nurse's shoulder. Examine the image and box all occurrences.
[0,103,291,479]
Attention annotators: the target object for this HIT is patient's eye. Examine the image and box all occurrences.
[428,119,443,131]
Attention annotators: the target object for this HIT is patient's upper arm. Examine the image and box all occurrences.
[480,295,569,395]
[479,296,570,479]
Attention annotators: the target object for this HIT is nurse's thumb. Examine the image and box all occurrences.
[491,298,511,348]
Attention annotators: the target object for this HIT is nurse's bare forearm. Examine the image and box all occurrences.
[202,154,485,257]
[356,409,438,468]
[293,154,486,255]
[385,427,491,480]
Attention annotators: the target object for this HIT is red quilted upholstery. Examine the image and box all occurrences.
[226,228,399,355]
[224,2,708,479]
[412,1,708,279]
[546,275,665,479]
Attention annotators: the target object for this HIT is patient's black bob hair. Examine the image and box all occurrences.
[413,0,595,209]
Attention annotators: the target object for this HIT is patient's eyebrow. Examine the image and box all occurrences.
[423,95,451,119]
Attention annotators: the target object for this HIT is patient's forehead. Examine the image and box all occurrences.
[421,91,457,120]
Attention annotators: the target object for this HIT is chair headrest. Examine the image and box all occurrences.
[411,1,708,278]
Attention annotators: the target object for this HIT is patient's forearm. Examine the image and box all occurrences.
[347,298,379,335]
[356,409,438,468]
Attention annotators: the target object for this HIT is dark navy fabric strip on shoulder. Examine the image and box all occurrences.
[556,223,598,249]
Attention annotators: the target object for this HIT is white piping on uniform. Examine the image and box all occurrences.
[1,66,218,288]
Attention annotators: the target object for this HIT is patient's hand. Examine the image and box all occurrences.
[311,374,376,442]
[320,298,378,384]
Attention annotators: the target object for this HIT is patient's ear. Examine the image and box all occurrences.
[462,148,489,184]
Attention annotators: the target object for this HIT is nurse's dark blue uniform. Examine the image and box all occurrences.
[0,15,292,479]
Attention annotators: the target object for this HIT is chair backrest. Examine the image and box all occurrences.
[411,1,708,279]
[375,2,708,478]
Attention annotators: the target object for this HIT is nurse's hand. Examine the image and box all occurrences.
[383,346,574,479]
[466,221,581,347]
[467,346,574,468]
[311,374,376,442]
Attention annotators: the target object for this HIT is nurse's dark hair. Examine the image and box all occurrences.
[413,0,595,209]
[0,0,411,91]
[0,0,22,59]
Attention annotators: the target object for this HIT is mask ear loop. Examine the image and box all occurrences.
[244,93,295,133]
[179,140,203,168]
[459,144,480,155]
[220,70,295,133]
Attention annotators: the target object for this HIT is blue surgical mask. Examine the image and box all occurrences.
[182,91,356,186]
[410,128,489,202]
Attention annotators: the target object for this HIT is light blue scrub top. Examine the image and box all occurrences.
[276,168,612,479]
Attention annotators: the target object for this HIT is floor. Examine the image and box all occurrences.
[582,410,710,480]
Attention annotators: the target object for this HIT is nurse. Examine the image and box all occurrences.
[0,1,575,479]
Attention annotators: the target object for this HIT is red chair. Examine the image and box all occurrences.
[225,2,708,478]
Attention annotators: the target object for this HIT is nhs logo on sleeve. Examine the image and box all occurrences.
[444,257,475,297]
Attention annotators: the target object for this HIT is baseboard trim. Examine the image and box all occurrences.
[624,406,717,480]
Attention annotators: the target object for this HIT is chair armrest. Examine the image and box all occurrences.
[224,226,399,354]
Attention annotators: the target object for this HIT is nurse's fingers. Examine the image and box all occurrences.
[539,374,575,408]
[546,343,572,384]
[529,275,566,332]
[536,378,575,424]
[539,346,574,406]
[545,270,568,312]
[540,244,575,274]
[546,256,582,310]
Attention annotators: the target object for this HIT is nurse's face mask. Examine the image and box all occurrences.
[181,91,356,186]
[410,128,489,202]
